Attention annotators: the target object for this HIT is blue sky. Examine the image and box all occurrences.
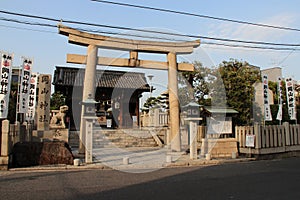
[1,0,300,97]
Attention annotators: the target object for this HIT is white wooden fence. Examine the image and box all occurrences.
[235,122,300,154]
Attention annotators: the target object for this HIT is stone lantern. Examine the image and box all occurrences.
[81,94,100,164]
[183,102,203,160]
[81,94,100,118]
[183,102,202,118]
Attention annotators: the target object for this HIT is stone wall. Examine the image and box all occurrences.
[201,138,238,158]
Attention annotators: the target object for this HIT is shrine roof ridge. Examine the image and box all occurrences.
[53,66,150,90]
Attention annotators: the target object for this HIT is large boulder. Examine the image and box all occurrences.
[12,141,74,167]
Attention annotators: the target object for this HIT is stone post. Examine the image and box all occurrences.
[200,138,208,157]
[189,121,198,159]
[85,119,93,164]
[79,45,98,154]
[254,122,261,149]
[1,120,10,156]
[167,52,181,152]
[283,122,290,147]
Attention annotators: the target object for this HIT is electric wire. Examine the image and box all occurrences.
[0,11,300,52]
[1,9,300,48]
[91,0,300,32]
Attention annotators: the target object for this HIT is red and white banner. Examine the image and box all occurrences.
[285,77,296,120]
[19,58,32,113]
[0,52,13,119]
[262,74,272,121]
[276,77,283,121]
[25,73,38,121]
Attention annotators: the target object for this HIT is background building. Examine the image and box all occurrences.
[52,66,150,130]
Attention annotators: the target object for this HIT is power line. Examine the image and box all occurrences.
[0,23,56,33]
[91,0,300,32]
[0,17,56,28]
[202,42,299,51]
[1,9,300,48]
[1,10,300,52]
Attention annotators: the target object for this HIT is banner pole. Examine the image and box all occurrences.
[15,66,21,124]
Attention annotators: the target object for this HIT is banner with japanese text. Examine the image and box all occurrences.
[276,77,283,121]
[285,77,296,120]
[25,73,38,121]
[262,74,272,121]
[19,58,32,113]
[0,52,13,118]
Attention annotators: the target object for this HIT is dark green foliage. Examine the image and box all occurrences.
[217,59,261,125]
[50,91,66,110]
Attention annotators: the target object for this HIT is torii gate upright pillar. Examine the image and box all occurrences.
[167,52,181,152]
[79,44,98,154]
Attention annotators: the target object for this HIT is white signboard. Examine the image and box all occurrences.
[246,135,255,147]
[285,77,296,120]
[207,117,232,134]
[262,74,272,121]
[276,77,283,121]
[19,58,32,113]
[25,73,38,121]
[107,119,112,128]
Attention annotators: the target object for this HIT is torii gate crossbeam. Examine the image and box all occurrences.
[58,25,200,153]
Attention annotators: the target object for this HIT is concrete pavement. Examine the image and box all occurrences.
[6,146,256,173]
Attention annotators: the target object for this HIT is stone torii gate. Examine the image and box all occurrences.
[58,25,200,153]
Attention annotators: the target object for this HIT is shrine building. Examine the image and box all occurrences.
[52,66,150,130]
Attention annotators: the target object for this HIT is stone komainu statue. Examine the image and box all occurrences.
[50,105,69,128]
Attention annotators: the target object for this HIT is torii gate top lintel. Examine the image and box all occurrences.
[58,25,200,54]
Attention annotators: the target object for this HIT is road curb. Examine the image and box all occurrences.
[6,157,257,172]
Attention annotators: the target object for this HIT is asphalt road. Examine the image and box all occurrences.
[1,157,300,200]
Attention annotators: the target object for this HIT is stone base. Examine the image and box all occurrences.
[201,138,238,159]
[11,141,74,167]
[0,156,9,170]
[32,129,69,143]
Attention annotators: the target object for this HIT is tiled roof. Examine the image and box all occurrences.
[53,66,150,90]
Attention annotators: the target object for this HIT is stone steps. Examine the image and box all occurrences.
[69,129,159,149]
[93,129,158,148]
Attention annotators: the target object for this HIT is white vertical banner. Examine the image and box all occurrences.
[25,73,38,121]
[285,77,296,120]
[0,52,13,119]
[19,58,32,113]
[276,77,283,121]
[262,74,272,121]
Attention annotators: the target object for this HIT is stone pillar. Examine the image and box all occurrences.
[37,75,51,131]
[1,120,10,156]
[189,121,198,159]
[167,52,181,152]
[85,119,93,164]
[283,122,290,146]
[79,45,98,154]
[200,138,208,157]
[254,122,261,149]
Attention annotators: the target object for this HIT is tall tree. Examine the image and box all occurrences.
[179,61,214,106]
[217,59,261,125]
